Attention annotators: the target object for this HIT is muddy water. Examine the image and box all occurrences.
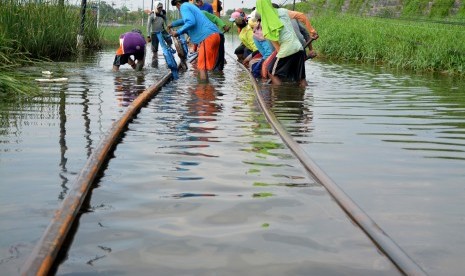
[0,37,464,275]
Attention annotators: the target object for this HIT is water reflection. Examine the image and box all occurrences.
[261,84,314,137]
[114,73,146,107]
[186,82,223,142]
[58,84,69,200]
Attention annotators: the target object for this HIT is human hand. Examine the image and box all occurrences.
[223,25,230,33]
[170,30,179,37]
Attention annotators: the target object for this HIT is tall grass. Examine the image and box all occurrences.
[312,14,465,75]
[0,0,102,96]
[0,0,101,59]
[0,33,39,96]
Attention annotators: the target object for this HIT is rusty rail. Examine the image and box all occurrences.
[21,72,174,276]
[235,57,427,276]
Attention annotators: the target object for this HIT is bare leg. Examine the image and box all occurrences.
[128,58,136,70]
[198,70,208,81]
[135,59,145,71]
[269,74,282,85]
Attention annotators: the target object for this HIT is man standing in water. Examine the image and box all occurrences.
[146,1,172,67]
[112,29,146,71]
[169,0,222,80]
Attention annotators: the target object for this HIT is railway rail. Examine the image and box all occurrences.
[21,53,427,276]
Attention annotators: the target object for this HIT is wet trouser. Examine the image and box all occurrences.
[150,30,172,55]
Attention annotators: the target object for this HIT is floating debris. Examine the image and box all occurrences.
[35,78,68,82]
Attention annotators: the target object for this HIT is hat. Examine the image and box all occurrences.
[235,8,243,13]
[154,1,162,8]
[247,10,256,20]
[229,11,241,22]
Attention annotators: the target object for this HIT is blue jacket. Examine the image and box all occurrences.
[171,2,219,44]
[198,2,213,13]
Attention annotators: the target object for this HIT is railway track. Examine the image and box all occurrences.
[21,53,427,276]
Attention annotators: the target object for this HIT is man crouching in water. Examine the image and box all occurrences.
[112,29,146,71]
[257,0,307,86]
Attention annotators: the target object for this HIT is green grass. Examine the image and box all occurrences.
[312,14,465,75]
[0,0,101,96]
[0,32,39,97]
[0,0,101,59]
[99,25,138,46]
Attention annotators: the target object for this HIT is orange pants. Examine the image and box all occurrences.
[197,33,220,70]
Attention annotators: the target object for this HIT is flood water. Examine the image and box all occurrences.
[1,37,464,275]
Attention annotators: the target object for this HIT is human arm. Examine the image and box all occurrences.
[270,40,280,52]
[147,13,153,37]
[174,5,195,36]
[287,10,318,39]
[202,10,225,31]
[169,18,184,28]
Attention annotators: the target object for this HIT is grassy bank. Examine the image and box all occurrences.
[100,25,137,47]
[0,0,101,96]
[311,14,465,75]
[0,0,101,59]
[0,33,39,97]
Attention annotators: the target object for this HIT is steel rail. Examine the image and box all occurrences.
[20,71,174,276]
[235,59,427,276]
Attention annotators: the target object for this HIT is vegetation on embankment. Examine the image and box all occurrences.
[0,0,101,96]
[0,33,39,96]
[0,0,101,59]
[310,13,465,74]
[100,25,137,47]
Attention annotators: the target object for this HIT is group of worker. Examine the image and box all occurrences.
[112,0,318,86]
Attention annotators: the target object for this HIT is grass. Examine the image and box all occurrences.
[0,33,39,97]
[312,14,465,75]
[0,0,101,97]
[99,25,138,46]
[0,0,101,59]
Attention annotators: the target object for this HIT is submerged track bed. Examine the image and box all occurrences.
[22,53,426,275]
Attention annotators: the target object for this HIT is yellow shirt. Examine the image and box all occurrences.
[239,25,258,52]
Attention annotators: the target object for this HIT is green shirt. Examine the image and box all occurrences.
[202,11,226,32]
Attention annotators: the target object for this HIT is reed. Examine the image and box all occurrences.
[0,0,101,59]
[0,33,39,96]
[312,14,465,75]
[0,0,102,96]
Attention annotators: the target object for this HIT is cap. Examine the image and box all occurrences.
[229,11,241,22]
[247,10,256,20]
[154,1,162,8]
